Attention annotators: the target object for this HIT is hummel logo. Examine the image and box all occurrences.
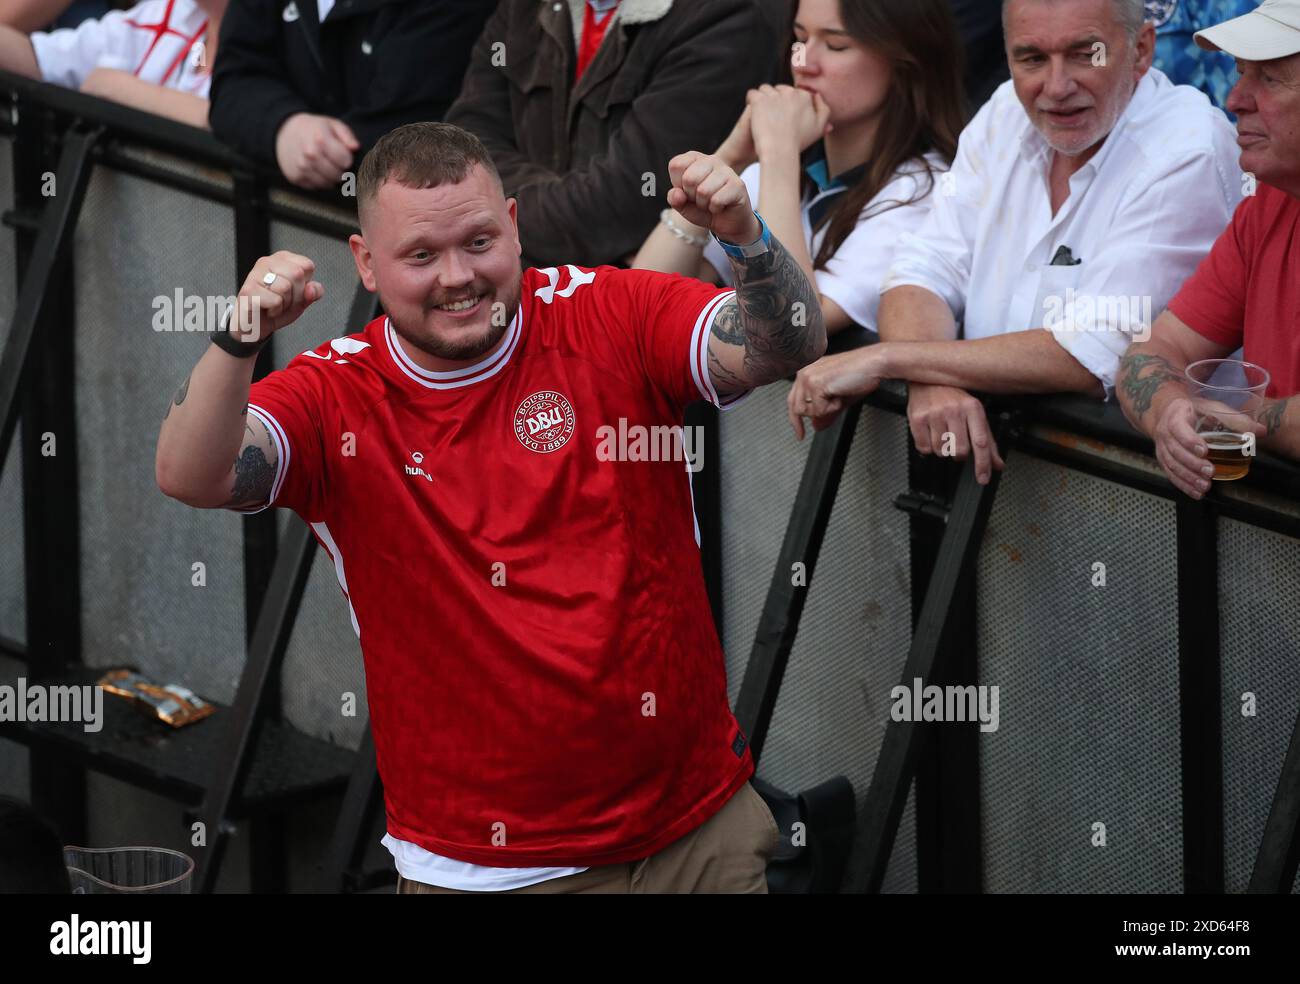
[302,337,371,364]
[282,1,299,22]
[534,265,596,305]
[405,451,432,483]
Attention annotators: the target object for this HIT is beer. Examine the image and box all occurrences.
[1203,430,1252,481]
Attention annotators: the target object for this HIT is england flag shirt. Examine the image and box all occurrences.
[31,0,211,96]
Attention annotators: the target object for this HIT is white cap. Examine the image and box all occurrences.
[1195,0,1300,61]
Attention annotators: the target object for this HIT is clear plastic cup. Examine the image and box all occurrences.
[1184,359,1271,481]
[64,846,194,894]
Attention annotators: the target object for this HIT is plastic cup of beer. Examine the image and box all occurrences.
[1184,359,1270,482]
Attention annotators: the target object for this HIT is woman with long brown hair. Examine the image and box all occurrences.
[634,0,967,337]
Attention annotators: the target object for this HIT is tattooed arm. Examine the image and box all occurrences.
[155,340,282,510]
[1258,396,1300,461]
[1117,310,1236,432]
[156,251,322,509]
[1117,310,1237,499]
[707,234,828,395]
[664,150,826,396]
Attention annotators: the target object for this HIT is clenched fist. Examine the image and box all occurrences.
[666,152,762,246]
[230,251,324,343]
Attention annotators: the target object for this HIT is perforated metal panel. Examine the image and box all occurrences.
[73,166,246,702]
[720,393,917,892]
[1218,518,1300,894]
[268,222,369,751]
[977,456,1183,892]
[0,654,30,798]
[0,135,25,647]
[720,382,810,678]
[269,220,364,359]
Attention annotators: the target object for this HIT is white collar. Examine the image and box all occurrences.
[383,307,524,390]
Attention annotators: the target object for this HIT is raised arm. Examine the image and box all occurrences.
[156,252,322,509]
[664,151,826,396]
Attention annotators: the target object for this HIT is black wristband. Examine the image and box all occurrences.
[210,304,268,358]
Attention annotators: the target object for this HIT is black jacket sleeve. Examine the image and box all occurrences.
[210,0,495,170]
[208,0,316,167]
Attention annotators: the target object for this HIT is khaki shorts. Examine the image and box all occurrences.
[395,781,781,894]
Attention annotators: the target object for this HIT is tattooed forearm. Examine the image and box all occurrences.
[220,418,277,508]
[1260,398,1290,436]
[163,372,192,420]
[717,235,826,384]
[1118,352,1182,419]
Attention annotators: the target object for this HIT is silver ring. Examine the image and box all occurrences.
[262,271,277,286]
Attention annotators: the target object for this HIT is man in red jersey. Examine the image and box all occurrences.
[155,121,826,893]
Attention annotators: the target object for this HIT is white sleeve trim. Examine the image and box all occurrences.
[240,404,290,513]
[689,289,752,409]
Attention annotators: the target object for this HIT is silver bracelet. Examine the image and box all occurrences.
[659,208,709,248]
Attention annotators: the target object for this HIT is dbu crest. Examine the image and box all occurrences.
[513,391,576,453]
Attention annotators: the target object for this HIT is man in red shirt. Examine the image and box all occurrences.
[1117,0,1300,498]
[154,121,825,893]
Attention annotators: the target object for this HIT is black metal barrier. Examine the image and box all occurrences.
[0,72,1298,894]
[0,72,376,892]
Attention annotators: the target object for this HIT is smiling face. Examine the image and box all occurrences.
[1226,53,1300,195]
[1005,0,1154,159]
[349,164,523,368]
[790,0,893,130]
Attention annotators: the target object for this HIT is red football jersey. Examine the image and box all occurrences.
[244,265,755,866]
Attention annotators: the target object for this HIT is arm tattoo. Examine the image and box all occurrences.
[163,372,192,420]
[1261,397,1290,436]
[706,345,748,391]
[221,418,277,509]
[1118,352,1182,419]
[715,235,825,384]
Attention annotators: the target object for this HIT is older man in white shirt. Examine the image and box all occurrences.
[787,0,1241,484]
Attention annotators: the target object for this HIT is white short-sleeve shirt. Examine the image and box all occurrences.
[704,152,948,333]
[882,68,1242,391]
[31,0,212,97]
